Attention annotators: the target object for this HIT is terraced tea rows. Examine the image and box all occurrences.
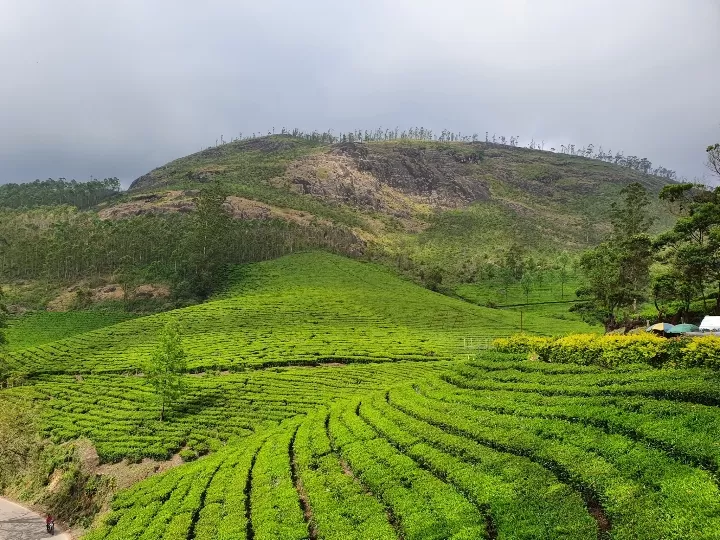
[4,361,451,463]
[85,353,720,539]
[4,311,137,351]
[6,253,594,375]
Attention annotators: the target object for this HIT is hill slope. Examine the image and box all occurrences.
[0,136,677,315]
[124,136,675,270]
[6,252,595,376]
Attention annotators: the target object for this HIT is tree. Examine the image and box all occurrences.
[610,182,655,239]
[573,183,655,328]
[145,321,186,421]
[656,183,720,312]
[557,251,571,299]
[572,237,652,329]
[179,180,232,299]
[707,143,720,178]
[421,266,443,292]
[651,271,695,322]
[0,401,39,489]
[0,286,7,346]
[520,270,535,304]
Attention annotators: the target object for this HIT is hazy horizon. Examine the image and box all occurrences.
[2,0,719,187]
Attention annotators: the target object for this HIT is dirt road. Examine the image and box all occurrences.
[0,498,70,540]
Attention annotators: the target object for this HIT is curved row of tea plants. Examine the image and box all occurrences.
[5,310,137,351]
[83,353,720,539]
[3,361,450,463]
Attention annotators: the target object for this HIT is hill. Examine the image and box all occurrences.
[124,136,675,271]
[0,135,677,318]
[5,252,595,377]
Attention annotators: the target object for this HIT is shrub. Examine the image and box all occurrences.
[495,332,720,369]
[679,335,720,369]
[492,334,551,354]
[179,449,198,462]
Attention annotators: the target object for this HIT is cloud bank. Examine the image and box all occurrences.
[1,0,718,186]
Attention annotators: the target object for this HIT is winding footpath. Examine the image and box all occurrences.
[0,498,70,540]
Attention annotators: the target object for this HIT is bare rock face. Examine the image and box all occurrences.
[98,191,194,219]
[269,143,490,220]
[330,142,490,206]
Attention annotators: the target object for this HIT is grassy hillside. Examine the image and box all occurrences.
[125,136,675,272]
[0,136,677,317]
[4,311,137,351]
[4,252,720,539]
[6,252,596,376]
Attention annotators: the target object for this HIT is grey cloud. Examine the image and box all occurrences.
[1,0,719,186]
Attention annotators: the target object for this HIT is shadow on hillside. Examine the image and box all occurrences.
[172,389,227,418]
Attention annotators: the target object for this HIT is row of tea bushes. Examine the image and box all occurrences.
[493,333,720,369]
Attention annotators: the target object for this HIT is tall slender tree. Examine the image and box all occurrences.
[145,321,186,422]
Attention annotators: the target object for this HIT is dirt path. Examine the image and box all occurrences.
[0,498,70,540]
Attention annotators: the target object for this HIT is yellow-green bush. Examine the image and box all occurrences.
[492,335,552,354]
[678,335,720,370]
[494,333,720,369]
[544,333,666,367]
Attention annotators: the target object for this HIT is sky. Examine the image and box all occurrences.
[1,0,719,187]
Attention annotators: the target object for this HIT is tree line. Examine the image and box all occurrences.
[0,181,362,300]
[574,140,720,329]
[0,177,121,210]
[208,126,678,181]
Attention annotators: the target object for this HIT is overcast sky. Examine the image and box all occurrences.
[1,0,719,187]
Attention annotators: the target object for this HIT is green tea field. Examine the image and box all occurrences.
[2,252,719,540]
[4,311,137,351]
[79,353,720,540]
[5,253,595,376]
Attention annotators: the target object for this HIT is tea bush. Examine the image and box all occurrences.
[494,332,720,369]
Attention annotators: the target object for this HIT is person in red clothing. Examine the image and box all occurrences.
[46,514,54,533]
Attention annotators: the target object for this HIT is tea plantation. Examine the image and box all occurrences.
[4,311,137,351]
[80,353,720,540]
[5,252,594,376]
[2,252,720,539]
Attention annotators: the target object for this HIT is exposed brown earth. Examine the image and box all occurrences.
[47,283,170,311]
[99,190,334,227]
[95,452,184,491]
[98,190,193,219]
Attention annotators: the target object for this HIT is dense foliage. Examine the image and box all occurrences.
[494,333,720,369]
[571,182,654,328]
[0,178,120,209]
[653,182,720,316]
[571,136,720,325]
[0,206,359,292]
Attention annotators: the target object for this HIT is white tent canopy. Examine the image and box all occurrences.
[699,316,720,331]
